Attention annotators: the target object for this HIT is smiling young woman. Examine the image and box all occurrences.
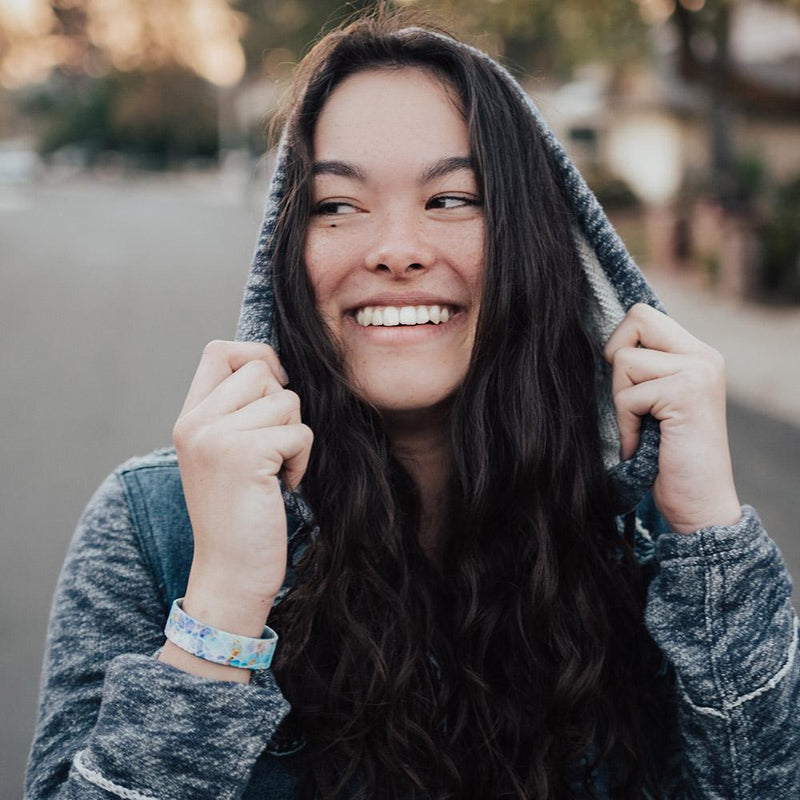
[304,68,484,417]
[25,7,800,800]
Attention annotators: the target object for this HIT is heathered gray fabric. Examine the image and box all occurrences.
[26,29,800,800]
[25,474,291,800]
[25,471,800,798]
[645,507,800,797]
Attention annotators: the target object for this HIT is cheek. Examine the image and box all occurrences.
[453,227,485,295]
[303,230,351,307]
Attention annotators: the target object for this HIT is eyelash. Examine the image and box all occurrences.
[426,194,481,210]
[314,201,356,215]
[313,195,481,215]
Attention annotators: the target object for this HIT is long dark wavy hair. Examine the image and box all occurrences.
[268,9,670,799]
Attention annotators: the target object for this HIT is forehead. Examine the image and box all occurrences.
[312,67,470,164]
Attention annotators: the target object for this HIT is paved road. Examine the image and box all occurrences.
[2,176,798,799]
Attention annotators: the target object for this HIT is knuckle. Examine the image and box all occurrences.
[237,359,273,387]
[172,413,199,448]
[202,339,229,358]
[255,341,277,356]
[692,350,725,385]
[300,423,314,445]
[612,345,633,368]
[243,358,271,377]
[171,419,188,448]
[282,389,301,410]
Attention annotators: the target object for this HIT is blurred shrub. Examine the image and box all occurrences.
[734,154,767,205]
[584,170,641,211]
[24,69,218,168]
[758,177,800,303]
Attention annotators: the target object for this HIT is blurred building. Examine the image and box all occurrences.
[539,0,800,299]
[544,1,800,200]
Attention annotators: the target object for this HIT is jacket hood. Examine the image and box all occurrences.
[235,31,665,524]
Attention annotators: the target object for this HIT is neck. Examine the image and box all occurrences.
[382,405,451,564]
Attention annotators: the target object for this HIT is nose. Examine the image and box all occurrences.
[364,210,435,276]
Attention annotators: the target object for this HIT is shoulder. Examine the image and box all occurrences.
[112,447,188,534]
[116,445,179,474]
[67,448,192,610]
[97,447,193,607]
[104,447,312,607]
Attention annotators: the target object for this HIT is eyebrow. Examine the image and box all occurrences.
[311,155,475,184]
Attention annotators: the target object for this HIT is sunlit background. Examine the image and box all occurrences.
[2,0,800,293]
[1,2,799,797]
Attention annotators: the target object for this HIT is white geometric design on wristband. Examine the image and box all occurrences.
[164,598,278,670]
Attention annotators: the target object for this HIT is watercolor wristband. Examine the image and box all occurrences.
[164,598,278,670]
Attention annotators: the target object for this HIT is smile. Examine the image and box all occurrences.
[354,305,457,327]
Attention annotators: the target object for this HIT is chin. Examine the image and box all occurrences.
[354,377,462,416]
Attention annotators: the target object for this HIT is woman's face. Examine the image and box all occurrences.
[304,67,485,415]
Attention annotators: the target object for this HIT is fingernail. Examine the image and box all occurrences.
[280,366,290,385]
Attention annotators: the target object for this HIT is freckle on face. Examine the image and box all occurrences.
[303,68,485,415]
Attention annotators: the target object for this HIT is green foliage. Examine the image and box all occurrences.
[427,0,650,79]
[733,154,767,204]
[759,177,800,303]
[232,0,650,81]
[585,170,640,211]
[233,0,377,75]
[28,69,218,167]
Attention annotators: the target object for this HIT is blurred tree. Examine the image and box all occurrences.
[0,0,247,88]
[759,176,800,302]
[2,0,799,172]
[668,0,800,206]
[24,68,218,166]
[230,0,650,80]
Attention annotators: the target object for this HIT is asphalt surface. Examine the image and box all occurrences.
[1,175,798,799]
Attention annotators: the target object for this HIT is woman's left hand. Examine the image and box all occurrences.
[605,303,742,534]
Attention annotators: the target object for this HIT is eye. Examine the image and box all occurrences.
[426,194,481,210]
[314,200,358,216]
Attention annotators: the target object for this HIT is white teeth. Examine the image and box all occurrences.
[399,306,416,325]
[383,307,400,326]
[354,304,456,327]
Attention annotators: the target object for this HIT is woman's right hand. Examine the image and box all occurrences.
[169,340,313,650]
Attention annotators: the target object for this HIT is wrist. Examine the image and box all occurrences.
[184,569,278,636]
[665,499,743,535]
[158,639,251,684]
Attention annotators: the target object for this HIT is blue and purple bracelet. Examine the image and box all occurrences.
[164,598,278,670]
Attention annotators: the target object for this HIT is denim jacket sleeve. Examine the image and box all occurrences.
[645,504,800,798]
[24,471,291,800]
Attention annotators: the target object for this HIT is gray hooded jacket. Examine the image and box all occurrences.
[25,32,800,800]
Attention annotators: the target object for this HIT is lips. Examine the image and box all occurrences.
[354,304,456,327]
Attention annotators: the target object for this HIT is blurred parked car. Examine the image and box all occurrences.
[0,139,42,184]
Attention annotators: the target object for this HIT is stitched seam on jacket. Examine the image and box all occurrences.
[702,540,743,795]
[678,618,799,717]
[730,615,799,709]
[73,750,160,800]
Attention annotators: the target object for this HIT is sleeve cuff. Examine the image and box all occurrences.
[646,504,796,707]
[653,505,764,564]
[82,653,290,800]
